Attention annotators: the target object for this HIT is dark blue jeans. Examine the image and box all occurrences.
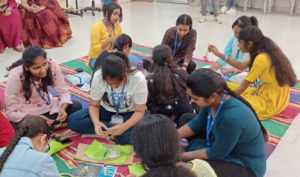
[67,106,134,145]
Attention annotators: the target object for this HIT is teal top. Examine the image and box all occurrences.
[187,97,266,177]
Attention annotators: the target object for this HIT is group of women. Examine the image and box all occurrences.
[0,0,71,53]
[0,2,298,177]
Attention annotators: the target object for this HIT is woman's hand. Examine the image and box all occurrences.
[219,67,234,75]
[30,4,41,13]
[126,174,136,177]
[208,45,222,58]
[110,36,118,43]
[3,7,12,16]
[39,115,55,126]
[94,121,109,137]
[56,109,68,122]
[107,123,127,136]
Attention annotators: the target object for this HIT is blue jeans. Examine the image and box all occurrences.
[89,58,97,69]
[67,106,134,145]
[227,0,236,7]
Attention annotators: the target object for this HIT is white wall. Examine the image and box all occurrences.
[65,0,130,9]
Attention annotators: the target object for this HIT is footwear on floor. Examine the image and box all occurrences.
[13,47,24,52]
[215,16,223,24]
[220,6,228,13]
[225,8,237,14]
[199,16,206,23]
[0,49,5,53]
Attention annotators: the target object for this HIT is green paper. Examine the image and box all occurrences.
[48,140,72,155]
[128,163,146,177]
[84,140,132,165]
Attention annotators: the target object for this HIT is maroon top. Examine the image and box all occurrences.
[161,26,197,64]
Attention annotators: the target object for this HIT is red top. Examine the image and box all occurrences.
[0,112,15,148]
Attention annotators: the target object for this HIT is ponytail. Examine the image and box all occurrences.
[224,84,269,142]
[232,16,259,29]
[0,128,27,172]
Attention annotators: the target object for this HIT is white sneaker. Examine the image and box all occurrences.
[220,6,228,13]
[225,8,237,14]
[198,16,206,23]
[215,16,223,24]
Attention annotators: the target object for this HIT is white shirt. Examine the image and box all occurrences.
[90,69,148,113]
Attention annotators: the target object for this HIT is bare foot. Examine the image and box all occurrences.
[13,47,23,52]
[0,49,5,53]
[54,122,68,130]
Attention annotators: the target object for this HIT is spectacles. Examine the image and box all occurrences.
[0,4,7,8]
[38,134,51,153]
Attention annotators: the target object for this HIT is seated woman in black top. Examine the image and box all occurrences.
[146,45,194,124]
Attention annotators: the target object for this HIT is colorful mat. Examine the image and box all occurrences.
[1,44,300,176]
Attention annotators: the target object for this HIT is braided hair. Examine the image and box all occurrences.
[187,68,269,142]
[0,117,50,172]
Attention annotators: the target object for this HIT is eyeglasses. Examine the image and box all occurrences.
[38,134,51,153]
[0,4,7,8]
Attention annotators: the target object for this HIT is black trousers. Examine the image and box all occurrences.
[10,100,82,130]
[178,113,256,177]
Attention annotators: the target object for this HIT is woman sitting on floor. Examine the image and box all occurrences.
[178,68,267,177]
[158,14,197,74]
[146,45,193,124]
[128,114,216,177]
[19,0,72,48]
[209,16,258,84]
[0,117,59,176]
[87,2,123,69]
[0,0,23,53]
[68,52,148,145]
[0,102,15,148]
[5,46,82,131]
[208,26,296,120]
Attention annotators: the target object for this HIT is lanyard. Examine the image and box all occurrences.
[103,18,115,48]
[206,93,226,146]
[30,77,50,105]
[235,49,240,60]
[111,85,125,115]
[173,32,184,57]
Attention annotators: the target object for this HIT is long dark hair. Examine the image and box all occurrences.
[102,2,122,23]
[148,45,187,104]
[113,34,132,52]
[6,46,53,102]
[0,117,50,172]
[239,26,296,87]
[187,69,269,142]
[102,52,136,82]
[176,14,193,30]
[232,16,258,28]
[131,114,196,177]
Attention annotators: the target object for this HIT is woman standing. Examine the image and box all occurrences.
[178,68,267,177]
[19,0,72,48]
[87,2,123,69]
[68,53,148,145]
[5,46,82,130]
[0,0,22,53]
[161,14,197,74]
[146,45,193,124]
[208,26,296,120]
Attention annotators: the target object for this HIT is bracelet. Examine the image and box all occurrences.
[225,56,228,62]
[234,68,236,74]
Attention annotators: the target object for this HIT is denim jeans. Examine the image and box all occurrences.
[202,0,220,17]
[67,106,134,145]
[227,0,236,7]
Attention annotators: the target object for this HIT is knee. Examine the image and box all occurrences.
[178,113,196,128]
[67,108,88,131]
[72,100,83,111]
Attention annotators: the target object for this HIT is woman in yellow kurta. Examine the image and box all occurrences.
[87,2,123,69]
[208,26,296,120]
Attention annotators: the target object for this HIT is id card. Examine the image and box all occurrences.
[111,115,124,124]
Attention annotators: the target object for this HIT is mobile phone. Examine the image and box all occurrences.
[60,138,72,144]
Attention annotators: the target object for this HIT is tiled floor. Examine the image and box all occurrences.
[0,2,300,176]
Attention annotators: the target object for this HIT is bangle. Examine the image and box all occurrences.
[225,56,228,62]
[234,68,236,74]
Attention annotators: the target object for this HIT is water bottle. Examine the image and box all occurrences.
[138,61,144,73]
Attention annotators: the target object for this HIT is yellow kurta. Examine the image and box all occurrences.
[227,53,290,120]
[87,20,123,67]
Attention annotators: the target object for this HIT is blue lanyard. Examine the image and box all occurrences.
[111,85,125,115]
[30,77,50,105]
[206,93,226,146]
[103,18,115,48]
[173,32,184,57]
[235,49,240,60]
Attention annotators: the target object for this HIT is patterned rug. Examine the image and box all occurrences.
[1,44,300,176]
